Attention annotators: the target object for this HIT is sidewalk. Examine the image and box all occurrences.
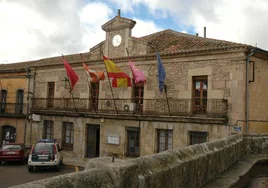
[63,157,89,168]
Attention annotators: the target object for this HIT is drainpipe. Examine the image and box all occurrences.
[29,68,36,144]
[24,67,32,144]
[245,48,255,133]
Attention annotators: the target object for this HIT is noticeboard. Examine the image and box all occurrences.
[107,135,120,145]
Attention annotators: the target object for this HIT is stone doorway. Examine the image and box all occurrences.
[86,124,100,158]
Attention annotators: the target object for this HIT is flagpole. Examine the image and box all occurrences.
[67,78,78,113]
[156,50,171,116]
[100,49,118,114]
[80,53,97,114]
[164,84,171,116]
[126,48,130,60]
[62,55,78,113]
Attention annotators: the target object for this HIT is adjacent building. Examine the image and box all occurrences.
[0,62,34,146]
[1,12,268,162]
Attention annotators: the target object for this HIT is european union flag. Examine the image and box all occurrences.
[156,52,166,92]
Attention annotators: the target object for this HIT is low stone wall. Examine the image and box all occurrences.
[12,134,243,188]
[243,134,268,155]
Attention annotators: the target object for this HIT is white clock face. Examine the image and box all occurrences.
[112,34,122,47]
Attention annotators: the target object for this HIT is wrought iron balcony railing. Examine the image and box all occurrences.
[0,103,27,116]
[31,98,228,118]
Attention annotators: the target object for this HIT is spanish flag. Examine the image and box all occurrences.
[103,56,132,87]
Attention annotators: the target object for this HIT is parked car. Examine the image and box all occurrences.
[28,139,63,172]
[0,143,29,165]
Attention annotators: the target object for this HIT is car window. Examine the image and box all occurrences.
[2,145,22,151]
[33,143,53,154]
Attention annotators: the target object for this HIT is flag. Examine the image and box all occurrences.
[103,56,132,87]
[83,62,105,83]
[129,60,146,84]
[82,62,105,83]
[63,58,79,91]
[156,52,166,92]
[81,53,104,83]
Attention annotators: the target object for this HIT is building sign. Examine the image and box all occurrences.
[234,126,241,132]
[107,135,120,145]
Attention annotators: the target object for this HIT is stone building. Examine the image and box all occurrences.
[1,12,268,163]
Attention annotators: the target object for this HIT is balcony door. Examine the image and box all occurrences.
[0,90,7,113]
[133,81,144,112]
[193,76,208,114]
[47,82,55,108]
[15,89,24,114]
[90,82,99,111]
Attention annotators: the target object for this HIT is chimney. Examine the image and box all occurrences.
[204,27,206,38]
[118,9,121,17]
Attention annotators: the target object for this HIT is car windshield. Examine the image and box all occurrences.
[2,145,22,151]
[33,143,53,154]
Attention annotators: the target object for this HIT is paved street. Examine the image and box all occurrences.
[0,161,83,188]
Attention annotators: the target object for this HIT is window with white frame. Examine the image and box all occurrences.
[156,129,173,153]
[62,122,74,150]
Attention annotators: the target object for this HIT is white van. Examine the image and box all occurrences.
[28,139,63,172]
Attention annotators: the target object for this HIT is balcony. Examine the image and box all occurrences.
[0,103,27,117]
[31,98,228,119]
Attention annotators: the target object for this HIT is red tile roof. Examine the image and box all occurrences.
[138,29,251,54]
[0,29,266,70]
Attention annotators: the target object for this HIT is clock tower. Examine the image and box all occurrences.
[101,9,136,58]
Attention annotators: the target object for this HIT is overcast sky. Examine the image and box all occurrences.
[0,0,267,64]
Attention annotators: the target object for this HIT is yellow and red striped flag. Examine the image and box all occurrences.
[103,56,132,87]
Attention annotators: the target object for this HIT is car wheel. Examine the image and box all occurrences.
[28,166,33,172]
[55,165,60,171]
[0,161,2,166]
[60,158,63,166]
[21,158,26,165]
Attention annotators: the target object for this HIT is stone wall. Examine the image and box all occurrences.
[13,134,244,188]
[243,134,268,155]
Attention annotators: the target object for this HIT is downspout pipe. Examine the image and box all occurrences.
[24,68,31,144]
[245,48,255,133]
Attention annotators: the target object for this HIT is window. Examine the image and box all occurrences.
[0,90,7,113]
[62,122,74,150]
[193,76,208,114]
[43,120,54,139]
[156,129,173,153]
[47,82,55,108]
[2,126,16,143]
[133,81,144,112]
[126,127,140,157]
[15,89,24,114]
[90,82,99,111]
[189,131,208,145]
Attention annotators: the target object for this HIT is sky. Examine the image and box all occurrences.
[0,0,268,64]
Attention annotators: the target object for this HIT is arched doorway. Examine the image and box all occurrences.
[2,126,16,145]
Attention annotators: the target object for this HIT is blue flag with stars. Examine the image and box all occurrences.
[156,51,166,92]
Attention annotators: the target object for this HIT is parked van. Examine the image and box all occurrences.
[28,139,63,172]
